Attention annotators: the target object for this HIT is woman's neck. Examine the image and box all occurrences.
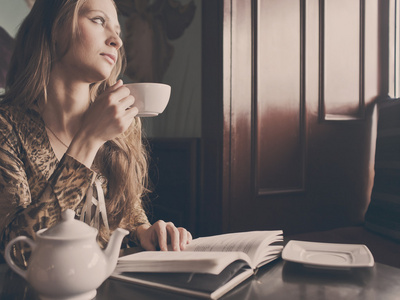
[41,75,91,141]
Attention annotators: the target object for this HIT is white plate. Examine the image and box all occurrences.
[282,240,374,269]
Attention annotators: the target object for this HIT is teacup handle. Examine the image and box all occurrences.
[4,236,36,279]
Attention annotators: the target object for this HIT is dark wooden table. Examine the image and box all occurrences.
[1,260,399,299]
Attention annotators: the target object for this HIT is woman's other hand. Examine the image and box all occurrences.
[137,221,193,251]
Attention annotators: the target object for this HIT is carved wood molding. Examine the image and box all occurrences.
[254,0,307,196]
[318,0,366,121]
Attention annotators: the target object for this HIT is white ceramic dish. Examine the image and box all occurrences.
[282,240,374,269]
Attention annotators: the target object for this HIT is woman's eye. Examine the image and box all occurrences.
[92,17,105,26]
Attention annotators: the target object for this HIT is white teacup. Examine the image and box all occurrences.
[125,82,171,117]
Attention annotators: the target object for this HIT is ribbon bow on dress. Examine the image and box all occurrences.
[80,178,110,235]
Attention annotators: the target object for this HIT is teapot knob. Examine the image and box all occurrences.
[62,209,76,221]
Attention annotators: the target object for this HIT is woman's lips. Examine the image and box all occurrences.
[101,53,116,65]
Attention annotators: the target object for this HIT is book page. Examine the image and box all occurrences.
[184,231,283,267]
[116,251,252,274]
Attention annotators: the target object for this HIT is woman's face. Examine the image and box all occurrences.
[54,0,122,83]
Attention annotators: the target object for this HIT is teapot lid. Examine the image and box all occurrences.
[37,209,97,240]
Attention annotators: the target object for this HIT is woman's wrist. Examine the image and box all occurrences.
[66,130,104,168]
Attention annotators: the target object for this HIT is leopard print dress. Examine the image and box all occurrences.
[0,104,150,266]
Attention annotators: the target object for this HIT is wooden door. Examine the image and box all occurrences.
[201,0,389,236]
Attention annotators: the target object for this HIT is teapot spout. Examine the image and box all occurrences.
[104,228,129,277]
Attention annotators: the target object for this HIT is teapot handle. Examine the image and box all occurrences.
[4,236,36,279]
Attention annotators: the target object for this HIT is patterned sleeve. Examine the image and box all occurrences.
[120,197,150,248]
[0,115,95,264]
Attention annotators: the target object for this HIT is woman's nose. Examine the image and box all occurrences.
[107,33,123,50]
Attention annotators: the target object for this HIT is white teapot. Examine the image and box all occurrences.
[4,209,128,300]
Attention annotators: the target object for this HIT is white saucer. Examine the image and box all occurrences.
[282,240,374,269]
[137,111,159,117]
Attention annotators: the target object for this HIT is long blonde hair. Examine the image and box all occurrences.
[1,0,149,243]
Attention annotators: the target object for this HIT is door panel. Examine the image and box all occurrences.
[256,0,305,194]
[323,0,362,118]
[249,0,381,234]
[201,0,388,236]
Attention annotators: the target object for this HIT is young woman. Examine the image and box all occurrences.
[0,0,191,266]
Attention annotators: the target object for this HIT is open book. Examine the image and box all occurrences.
[111,230,283,299]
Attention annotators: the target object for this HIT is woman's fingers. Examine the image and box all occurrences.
[110,79,124,90]
[178,228,193,250]
[155,221,180,251]
[165,222,180,251]
[125,105,139,119]
[107,84,138,120]
[138,221,192,252]
[152,220,167,251]
[178,227,189,250]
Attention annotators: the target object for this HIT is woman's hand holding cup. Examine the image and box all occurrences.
[66,80,138,167]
